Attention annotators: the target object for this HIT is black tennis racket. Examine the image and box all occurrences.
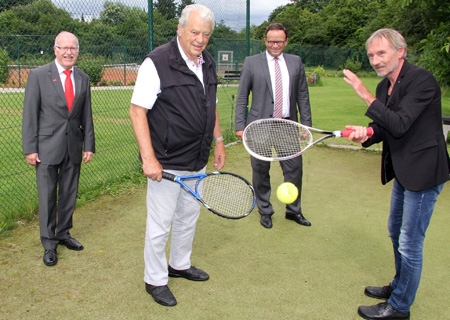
[242,118,373,161]
[162,171,256,219]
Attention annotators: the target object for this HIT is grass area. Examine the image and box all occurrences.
[1,78,449,234]
[0,88,141,234]
[1,144,449,319]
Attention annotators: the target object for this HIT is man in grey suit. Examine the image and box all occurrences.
[22,31,95,266]
[235,23,312,229]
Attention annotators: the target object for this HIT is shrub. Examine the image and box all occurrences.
[313,65,326,78]
[0,48,10,85]
[340,57,362,74]
[419,23,450,89]
[77,54,104,86]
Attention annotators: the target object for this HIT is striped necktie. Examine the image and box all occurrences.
[273,57,283,118]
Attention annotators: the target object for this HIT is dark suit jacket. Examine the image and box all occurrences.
[363,61,450,191]
[22,61,95,164]
[235,52,312,130]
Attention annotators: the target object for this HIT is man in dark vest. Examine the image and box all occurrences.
[129,4,225,307]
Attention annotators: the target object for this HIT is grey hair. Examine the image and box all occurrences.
[54,31,79,48]
[179,4,215,31]
[366,28,407,58]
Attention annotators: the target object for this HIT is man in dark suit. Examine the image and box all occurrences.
[344,28,450,320]
[22,31,95,267]
[235,23,312,229]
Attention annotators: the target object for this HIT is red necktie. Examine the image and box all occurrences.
[63,69,74,112]
[274,58,283,118]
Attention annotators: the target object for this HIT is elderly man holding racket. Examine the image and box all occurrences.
[129,4,225,307]
[344,28,450,320]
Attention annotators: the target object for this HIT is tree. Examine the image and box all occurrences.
[396,0,450,87]
[213,20,239,39]
[268,4,289,22]
[0,0,78,63]
[273,5,327,45]
[114,7,149,61]
[419,23,450,88]
[100,1,129,27]
[291,0,330,13]
[0,0,33,13]
[151,9,178,47]
[176,0,194,18]
[401,0,434,8]
[154,0,177,20]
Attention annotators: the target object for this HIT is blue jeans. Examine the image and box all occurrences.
[388,179,444,313]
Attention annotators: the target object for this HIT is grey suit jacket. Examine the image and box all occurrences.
[235,52,312,130]
[22,61,95,165]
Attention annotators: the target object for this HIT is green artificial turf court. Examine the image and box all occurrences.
[1,142,449,319]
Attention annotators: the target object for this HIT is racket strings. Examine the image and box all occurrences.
[197,174,255,218]
[244,121,313,159]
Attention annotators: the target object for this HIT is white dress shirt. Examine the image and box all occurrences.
[266,51,290,118]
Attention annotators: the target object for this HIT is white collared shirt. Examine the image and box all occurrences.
[266,51,290,117]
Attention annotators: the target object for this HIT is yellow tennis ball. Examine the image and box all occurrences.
[276,182,298,204]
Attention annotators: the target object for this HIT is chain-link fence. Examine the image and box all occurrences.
[0,0,250,230]
[0,0,366,231]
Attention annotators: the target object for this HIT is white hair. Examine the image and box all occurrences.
[179,4,215,31]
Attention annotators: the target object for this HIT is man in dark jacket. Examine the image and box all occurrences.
[129,4,225,307]
[344,28,450,320]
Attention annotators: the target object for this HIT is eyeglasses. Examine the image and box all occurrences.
[55,46,79,52]
[266,40,286,46]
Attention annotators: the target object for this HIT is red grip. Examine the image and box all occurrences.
[340,127,374,137]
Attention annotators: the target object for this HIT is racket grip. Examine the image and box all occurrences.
[162,171,176,181]
[340,127,374,138]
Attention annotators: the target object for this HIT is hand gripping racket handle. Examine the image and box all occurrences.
[339,127,374,138]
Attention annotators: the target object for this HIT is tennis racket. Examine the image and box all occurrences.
[162,171,256,220]
[242,118,373,161]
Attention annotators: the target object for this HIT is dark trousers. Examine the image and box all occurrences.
[36,153,81,250]
[251,155,303,216]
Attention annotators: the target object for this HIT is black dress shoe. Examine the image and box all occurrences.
[365,284,393,300]
[43,249,58,266]
[59,237,84,251]
[260,215,273,228]
[145,283,177,306]
[168,265,209,281]
[285,212,311,226]
[358,302,410,319]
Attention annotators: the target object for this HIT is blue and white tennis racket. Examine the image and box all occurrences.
[162,171,256,220]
